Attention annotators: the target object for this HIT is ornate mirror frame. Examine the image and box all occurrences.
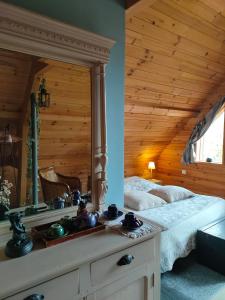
[0,2,114,230]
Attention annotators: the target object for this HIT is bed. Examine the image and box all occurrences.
[124,176,225,273]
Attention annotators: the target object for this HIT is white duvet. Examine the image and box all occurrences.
[133,195,225,273]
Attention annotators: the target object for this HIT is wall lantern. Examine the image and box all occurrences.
[38,78,50,108]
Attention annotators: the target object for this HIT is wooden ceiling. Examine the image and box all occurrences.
[0,49,34,120]
[125,0,225,177]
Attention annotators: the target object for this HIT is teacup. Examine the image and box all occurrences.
[47,223,65,238]
[125,212,135,222]
[107,204,118,218]
[124,212,141,227]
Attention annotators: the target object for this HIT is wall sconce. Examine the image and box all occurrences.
[38,78,50,108]
[148,161,155,179]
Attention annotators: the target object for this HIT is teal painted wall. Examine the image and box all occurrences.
[4,0,125,207]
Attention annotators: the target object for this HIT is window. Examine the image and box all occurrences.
[194,110,225,164]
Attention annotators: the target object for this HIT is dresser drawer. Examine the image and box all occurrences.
[90,238,155,286]
[5,269,79,300]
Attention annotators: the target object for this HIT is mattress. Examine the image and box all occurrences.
[127,195,225,273]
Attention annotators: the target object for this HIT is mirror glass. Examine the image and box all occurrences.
[0,48,91,219]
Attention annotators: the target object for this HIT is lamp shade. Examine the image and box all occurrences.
[148,161,155,170]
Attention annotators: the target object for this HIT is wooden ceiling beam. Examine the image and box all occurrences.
[126,0,157,17]
[125,100,200,116]
[20,59,48,117]
[32,62,51,79]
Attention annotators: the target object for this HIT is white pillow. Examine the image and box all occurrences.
[124,176,160,192]
[149,185,194,203]
[124,190,167,211]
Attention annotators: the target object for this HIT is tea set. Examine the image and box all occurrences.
[104,204,143,231]
[46,200,99,239]
[4,202,143,258]
[46,204,143,240]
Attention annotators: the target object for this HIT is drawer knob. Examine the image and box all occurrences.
[24,294,44,300]
[117,254,134,266]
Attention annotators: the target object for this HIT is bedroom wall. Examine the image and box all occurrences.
[124,0,225,180]
[3,0,125,207]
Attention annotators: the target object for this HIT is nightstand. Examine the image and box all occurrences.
[197,217,225,275]
[149,179,162,185]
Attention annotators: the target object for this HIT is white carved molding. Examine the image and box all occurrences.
[0,2,115,65]
[0,1,115,231]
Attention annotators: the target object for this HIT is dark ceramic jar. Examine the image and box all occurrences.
[73,190,81,206]
[53,197,65,209]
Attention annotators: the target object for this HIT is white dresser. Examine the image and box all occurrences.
[0,228,160,300]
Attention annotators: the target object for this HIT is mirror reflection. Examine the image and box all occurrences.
[0,48,91,220]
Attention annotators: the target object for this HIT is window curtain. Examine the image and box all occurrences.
[182,95,225,164]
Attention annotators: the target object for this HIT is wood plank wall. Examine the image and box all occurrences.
[0,49,91,207]
[0,49,34,207]
[37,59,91,195]
[125,0,225,184]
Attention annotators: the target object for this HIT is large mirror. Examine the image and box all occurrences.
[0,48,91,218]
[0,2,114,227]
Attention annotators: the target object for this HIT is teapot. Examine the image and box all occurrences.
[74,200,99,229]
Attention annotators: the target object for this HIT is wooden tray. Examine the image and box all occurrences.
[31,221,105,247]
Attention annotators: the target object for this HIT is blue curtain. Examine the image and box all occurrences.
[182,96,225,164]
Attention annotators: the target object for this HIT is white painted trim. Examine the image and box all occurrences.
[0,1,114,233]
[0,2,115,64]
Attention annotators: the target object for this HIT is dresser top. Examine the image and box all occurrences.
[0,225,160,298]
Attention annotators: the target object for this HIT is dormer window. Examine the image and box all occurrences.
[182,96,225,165]
[194,110,225,164]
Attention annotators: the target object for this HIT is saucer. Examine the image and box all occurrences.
[121,219,143,231]
[103,210,123,220]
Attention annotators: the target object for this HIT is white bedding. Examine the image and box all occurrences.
[128,194,225,273]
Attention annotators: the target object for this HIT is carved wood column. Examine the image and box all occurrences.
[92,63,108,212]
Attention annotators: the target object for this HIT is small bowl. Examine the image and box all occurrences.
[47,223,65,238]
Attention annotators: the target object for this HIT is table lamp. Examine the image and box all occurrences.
[148,161,155,179]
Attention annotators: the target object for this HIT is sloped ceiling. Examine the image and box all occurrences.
[0,49,34,119]
[125,0,225,177]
